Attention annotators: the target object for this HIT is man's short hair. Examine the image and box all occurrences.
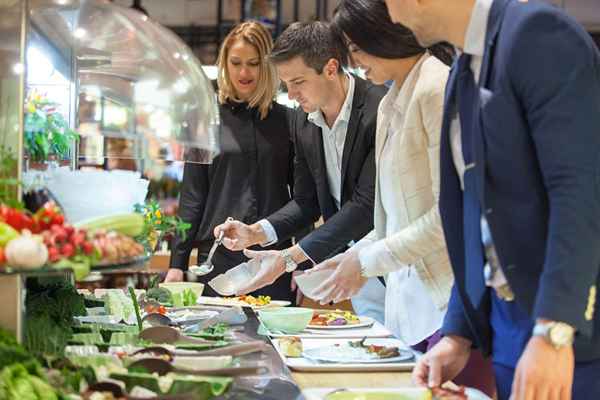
[270,21,348,74]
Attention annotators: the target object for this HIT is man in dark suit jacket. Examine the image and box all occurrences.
[215,22,386,305]
[385,0,600,399]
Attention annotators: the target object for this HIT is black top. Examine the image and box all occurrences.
[266,76,387,263]
[170,101,296,302]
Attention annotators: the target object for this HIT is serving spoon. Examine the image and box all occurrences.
[189,217,233,276]
[128,357,268,377]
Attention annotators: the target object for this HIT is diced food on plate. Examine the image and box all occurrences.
[280,337,303,358]
[311,310,360,326]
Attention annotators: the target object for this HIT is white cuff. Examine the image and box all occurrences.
[358,239,405,278]
[257,219,278,247]
[297,243,316,265]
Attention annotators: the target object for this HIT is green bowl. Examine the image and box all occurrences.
[257,307,313,333]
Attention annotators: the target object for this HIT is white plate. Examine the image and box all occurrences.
[196,296,291,309]
[302,387,492,400]
[308,316,374,330]
[272,338,416,372]
[303,342,414,364]
[266,320,392,339]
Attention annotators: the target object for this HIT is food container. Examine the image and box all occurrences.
[258,307,313,333]
[293,270,334,300]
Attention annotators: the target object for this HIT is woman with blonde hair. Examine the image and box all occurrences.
[167,22,297,302]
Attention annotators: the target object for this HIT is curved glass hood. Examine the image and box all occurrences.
[27,0,220,166]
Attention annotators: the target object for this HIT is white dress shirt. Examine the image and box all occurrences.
[450,0,491,186]
[258,75,356,251]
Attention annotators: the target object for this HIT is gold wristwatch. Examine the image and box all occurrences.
[532,321,575,349]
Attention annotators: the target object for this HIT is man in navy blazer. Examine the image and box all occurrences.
[385,0,600,399]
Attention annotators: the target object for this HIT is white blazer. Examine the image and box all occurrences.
[357,54,454,311]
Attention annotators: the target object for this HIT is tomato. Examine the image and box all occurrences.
[0,247,6,265]
[51,213,65,226]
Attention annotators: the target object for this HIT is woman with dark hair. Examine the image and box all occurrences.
[306,0,495,395]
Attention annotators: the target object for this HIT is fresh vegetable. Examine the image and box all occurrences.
[0,205,36,232]
[144,304,167,315]
[92,230,145,264]
[24,279,85,358]
[109,371,232,397]
[5,230,48,269]
[182,288,198,307]
[51,256,91,281]
[146,287,173,305]
[129,287,143,333]
[0,327,18,346]
[32,202,64,232]
[103,291,135,323]
[0,222,19,246]
[75,213,145,237]
[0,363,58,400]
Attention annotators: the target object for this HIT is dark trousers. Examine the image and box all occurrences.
[491,292,600,400]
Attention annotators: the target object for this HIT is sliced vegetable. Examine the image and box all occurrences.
[75,213,145,237]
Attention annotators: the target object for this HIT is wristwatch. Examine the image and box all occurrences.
[532,321,575,349]
[280,249,298,273]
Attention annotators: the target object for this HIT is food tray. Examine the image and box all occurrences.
[271,338,416,372]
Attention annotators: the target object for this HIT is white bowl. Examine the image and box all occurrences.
[293,269,335,299]
[208,259,261,296]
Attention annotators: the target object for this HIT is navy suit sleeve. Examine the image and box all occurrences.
[442,283,477,343]
[508,9,600,337]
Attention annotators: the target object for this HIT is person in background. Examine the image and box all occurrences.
[304,1,494,396]
[166,21,298,304]
[214,22,387,322]
[384,0,600,399]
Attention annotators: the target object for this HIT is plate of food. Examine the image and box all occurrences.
[303,387,491,400]
[302,338,414,364]
[196,295,290,309]
[308,310,374,329]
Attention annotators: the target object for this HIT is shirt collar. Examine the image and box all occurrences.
[308,74,355,129]
[463,0,493,57]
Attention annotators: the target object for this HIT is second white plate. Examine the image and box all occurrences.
[308,316,375,330]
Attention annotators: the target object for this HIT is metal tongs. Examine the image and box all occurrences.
[189,217,233,276]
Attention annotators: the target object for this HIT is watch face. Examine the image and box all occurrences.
[550,324,574,346]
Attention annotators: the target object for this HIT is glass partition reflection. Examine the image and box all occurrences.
[26,0,220,171]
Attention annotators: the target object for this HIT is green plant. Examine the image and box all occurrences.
[24,91,78,163]
[134,200,190,250]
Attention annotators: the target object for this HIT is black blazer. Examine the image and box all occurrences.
[266,77,386,263]
[170,101,294,269]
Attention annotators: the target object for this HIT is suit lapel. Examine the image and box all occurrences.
[439,63,467,292]
[340,77,366,193]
